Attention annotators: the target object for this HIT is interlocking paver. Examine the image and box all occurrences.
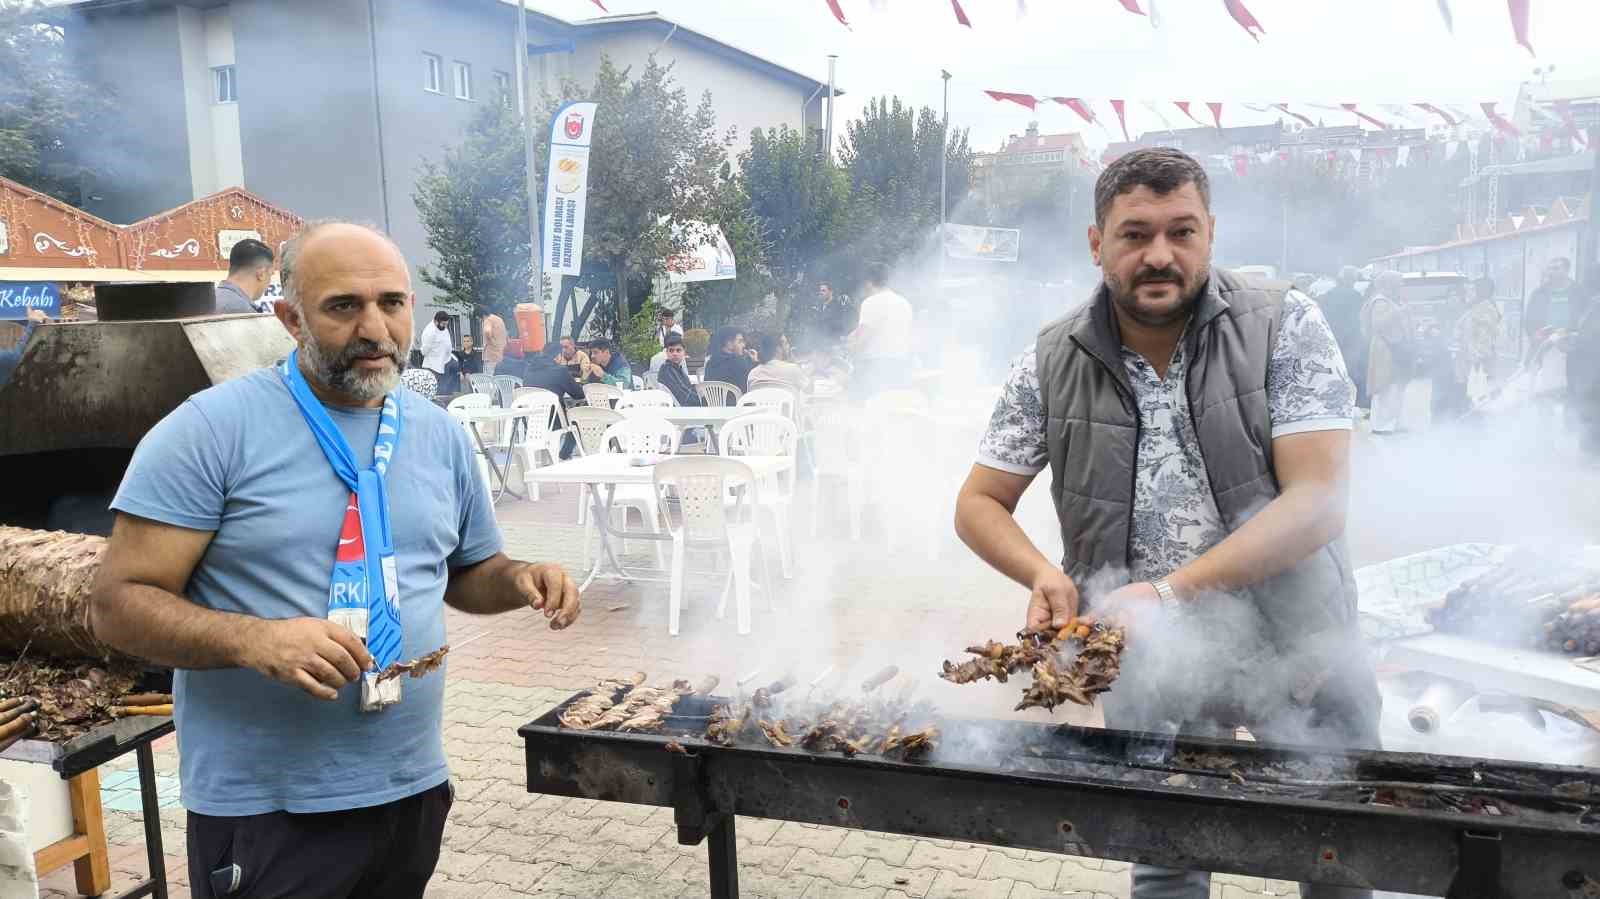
[977,850,1061,890]
[803,881,889,899]
[836,832,914,866]
[904,841,987,878]
[852,859,936,897]
[472,825,553,858]
[602,873,685,898]
[1055,862,1130,897]
[783,847,865,885]
[925,870,1015,899]
[593,818,674,852]
[527,862,619,894]
[742,869,817,898]
[587,846,681,880]
[526,834,609,870]
[768,821,848,855]
[739,843,800,873]
[470,856,557,890]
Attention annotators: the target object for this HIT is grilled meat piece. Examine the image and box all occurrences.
[375,645,451,683]
[759,719,793,747]
[559,674,648,730]
[943,622,1124,713]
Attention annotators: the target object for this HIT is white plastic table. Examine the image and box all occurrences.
[525,453,794,590]
[451,406,535,503]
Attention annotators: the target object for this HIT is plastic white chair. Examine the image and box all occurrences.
[564,406,621,536]
[738,387,798,421]
[719,413,798,580]
[510,392,564,501]
[493,374,523,407]
[467,373,497,398]
[696,380,743,407]
[653,456,769,636]
[615,388,677,410]
[583,382,624,409]
[588,418,681,568]
[447,393,495,493]
[632,375,646,390]
[808,401,866,542]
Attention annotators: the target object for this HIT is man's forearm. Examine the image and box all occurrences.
[954,492,1056,590]
[1167,484,1345,597]
[91,582,261,670]
[444,554,531,614]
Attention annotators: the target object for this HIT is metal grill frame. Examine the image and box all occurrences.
[521,695,1600,899]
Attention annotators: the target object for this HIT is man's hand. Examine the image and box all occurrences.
[25,308,46,325]
[515,562,581,630]
[1025,568,1080,632]
[1096,581,1161,627]
[238,617,374,701]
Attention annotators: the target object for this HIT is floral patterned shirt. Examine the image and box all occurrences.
[976,289,1353,581]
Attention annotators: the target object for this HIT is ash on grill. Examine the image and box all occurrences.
[1427,556,1600,655]
[940,620,1124,711]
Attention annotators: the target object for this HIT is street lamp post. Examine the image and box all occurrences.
[516,0,542,309]
[939,69,951,293]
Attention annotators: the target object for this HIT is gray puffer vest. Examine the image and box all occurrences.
[1035,269,1377,732]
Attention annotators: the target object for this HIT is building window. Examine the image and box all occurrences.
[453,61,472,101]
[494,70,512,107]
[423,53,443,93]
[212,65,237,104]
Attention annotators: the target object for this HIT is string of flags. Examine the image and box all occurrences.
[823,0,1539,56]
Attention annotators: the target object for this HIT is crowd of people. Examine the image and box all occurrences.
[1313,257,1600,456]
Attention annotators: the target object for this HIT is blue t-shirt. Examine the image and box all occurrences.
[111,367,501,816]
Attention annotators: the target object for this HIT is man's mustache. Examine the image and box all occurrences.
[1132,267,1185,287]
[333,338,402,370]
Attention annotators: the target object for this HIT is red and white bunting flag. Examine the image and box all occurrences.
[1141,100,1177,131]
[1232,154,1249,176]
[1110,100,1131,142]
[1273,103,1316,128]
[1481,101,1522,137]
[1222,0,1265,42]
[1115,0,1144,14]
[1415,103,1459,127]
[824,0,850,28]
[985,90,1037,111]
[590,0,608,10]
[1207,102,1224,129]
[1506,0,1534,56]
[950,0,972,27]
[1341,103,1390,130]
[1435,0,1453,33]
[1175,101,1207,127]
[1556,100,1589,146]
[1053,97,1099,125]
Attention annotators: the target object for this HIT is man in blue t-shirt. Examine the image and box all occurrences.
[90,222,581,899]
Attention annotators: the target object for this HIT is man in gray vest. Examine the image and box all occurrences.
[955,148,1378,899]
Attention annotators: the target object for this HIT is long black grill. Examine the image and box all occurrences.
[522,693,1600,899]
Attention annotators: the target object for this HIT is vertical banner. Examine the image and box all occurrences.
[542,101,598,278]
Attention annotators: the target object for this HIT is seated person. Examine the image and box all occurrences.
[748,333,812,394]
[521,343,585,404]
[702,326,756,395]
[656,334,704,407]
[586,340,632,388]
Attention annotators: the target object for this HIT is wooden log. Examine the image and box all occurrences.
[0,526,120,659]
[114,693,172,707]
[110,704,172,718]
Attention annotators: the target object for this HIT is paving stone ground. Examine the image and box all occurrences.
[39,407,1600,898]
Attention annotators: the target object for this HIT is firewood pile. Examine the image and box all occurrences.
[939,619,1125,711]
[1426,559,1600,656]
[0,527,122,659]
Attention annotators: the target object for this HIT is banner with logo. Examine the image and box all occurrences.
[665,222,737,283]
[542,101,598,278]
[942,223,1021,263]
[0,281,60,320]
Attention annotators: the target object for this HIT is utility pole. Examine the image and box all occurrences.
[824,55,838,163]
[516,0,544,310]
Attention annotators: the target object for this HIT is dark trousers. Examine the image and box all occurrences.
[187,781,452,899]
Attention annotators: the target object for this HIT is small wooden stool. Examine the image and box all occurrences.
[34,767,112,896]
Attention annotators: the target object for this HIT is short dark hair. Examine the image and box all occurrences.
[228,238,274,275]
[589,339,615,354]
[757,334,782,363]
[664,333,685,349]
[433,311,451,323]
[658,308,676,319]
[1093,147,1210,229]
[711,326,742,353]
[862,263,889,288]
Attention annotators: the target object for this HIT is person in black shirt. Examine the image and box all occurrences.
[702,326,756,396]
[521,343,584,404]
[656,334,703,407]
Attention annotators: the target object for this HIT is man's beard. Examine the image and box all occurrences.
[1105,265,1206,327]
[300,329,404,402]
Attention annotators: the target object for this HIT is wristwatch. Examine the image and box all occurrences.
[1151,577,1180,609]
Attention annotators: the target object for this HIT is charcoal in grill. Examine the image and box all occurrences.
[1427,557,1600,655]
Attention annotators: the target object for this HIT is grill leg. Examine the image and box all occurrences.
[706,814,739,899]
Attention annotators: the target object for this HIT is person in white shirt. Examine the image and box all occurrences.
[418,311,455,380]
[654,308,685,347]
[848,263,914,399]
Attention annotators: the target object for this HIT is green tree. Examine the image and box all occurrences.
[547,56,730,339]
[836,97,975,286]
[738,125,848,296]
[412,99,531,319]
[0,1,121,204]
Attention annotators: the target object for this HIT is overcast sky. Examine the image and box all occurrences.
[533,0,1600,151]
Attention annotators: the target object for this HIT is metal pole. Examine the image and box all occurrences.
[517,0,544,310]
[824,55,837,163]
[939,70,950,298]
